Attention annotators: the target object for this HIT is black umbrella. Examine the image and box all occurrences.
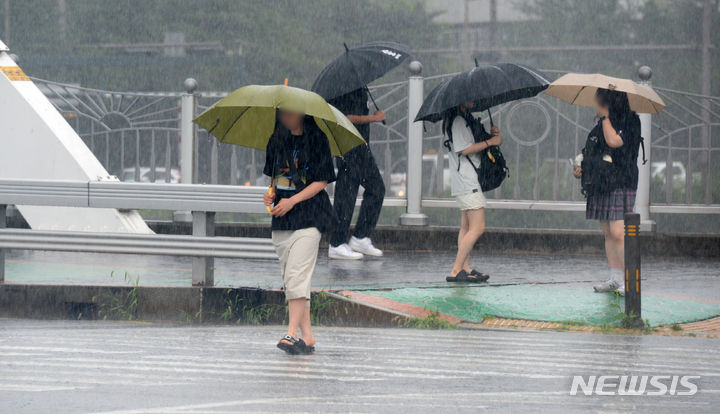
[312,41,411,122]
[414,62,550,124]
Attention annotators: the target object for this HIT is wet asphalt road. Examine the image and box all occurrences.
[1,320,719,413]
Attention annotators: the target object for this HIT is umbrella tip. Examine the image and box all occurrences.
[474,58,479,67]
[343,43,349,52]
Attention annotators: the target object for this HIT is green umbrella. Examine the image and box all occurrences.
[193,84,366,156]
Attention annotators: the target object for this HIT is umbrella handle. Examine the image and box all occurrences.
[366,86,386,125]
[266,186,273,214]
[487,109,494,128]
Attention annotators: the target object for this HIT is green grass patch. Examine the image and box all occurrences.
[402,311,458,330]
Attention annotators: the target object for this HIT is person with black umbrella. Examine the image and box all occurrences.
[326,89,386,259]
[442,102,502,282]
[312,41,410,260]
[415,62,549,282]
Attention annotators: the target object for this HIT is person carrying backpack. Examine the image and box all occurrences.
[573,89,641,296]
[442,101,502,282]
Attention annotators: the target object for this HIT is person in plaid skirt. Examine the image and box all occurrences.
[573,89,641,296]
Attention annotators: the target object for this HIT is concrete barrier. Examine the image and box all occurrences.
[0,284,409,326]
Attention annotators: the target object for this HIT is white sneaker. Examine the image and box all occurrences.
[593,278,619,293]
[328,243,363,260]
[349,236,383,257]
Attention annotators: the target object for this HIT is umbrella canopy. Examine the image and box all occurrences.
[193,85,365,157]
[414,63,550,123]
[544,73,665,114]
[311,41,411,101]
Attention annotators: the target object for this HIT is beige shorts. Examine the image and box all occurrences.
[272,227,321,303]
[455,190,487,211]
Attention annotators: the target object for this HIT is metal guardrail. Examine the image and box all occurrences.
[0,229,276,259]
[88,181,267,213]
[0,179,275,286]
[0,179,89,207]
[0,179,268,212]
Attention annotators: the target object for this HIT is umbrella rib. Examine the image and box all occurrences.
[219,107,251,143]
[318,117,341,156]
[569,86,588,106]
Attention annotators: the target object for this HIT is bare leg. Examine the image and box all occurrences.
[299,301,314,347]
[457,211,471,272]
[451,208,486,275]
[607,219,625,270]
[600,219,625,270]
[600,221,614,268]
[286,298,306,339]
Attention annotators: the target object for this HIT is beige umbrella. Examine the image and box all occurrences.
[545,73,665,114]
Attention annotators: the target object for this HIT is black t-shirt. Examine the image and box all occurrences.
[328,88,370,143]
[263,128,336,232]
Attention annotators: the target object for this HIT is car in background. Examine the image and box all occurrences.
[388,153,451,198]
[121,167,180,183]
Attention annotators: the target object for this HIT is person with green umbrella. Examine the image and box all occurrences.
[263,110,336,354]
[194,84,365,354]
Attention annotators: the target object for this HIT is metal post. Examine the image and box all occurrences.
[624,212,642,327]
[701,0,712,204]
[635,66,655,232]
[191,211,215,286]
[399,61,428,226]
[180,78,197,184]
[175,78,198,223]
[0,204,5,283]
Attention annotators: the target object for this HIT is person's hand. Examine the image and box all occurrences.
[490,125,500,136]
[597,104,609,118]
[271,197,296,217]
[372,110,386,123]
[573,167,582,179]
[263,191,274,206]
[487,135,502,147]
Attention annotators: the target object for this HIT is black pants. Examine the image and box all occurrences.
[330,145,385,247]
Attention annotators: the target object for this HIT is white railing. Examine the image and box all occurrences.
[32,63,720,229]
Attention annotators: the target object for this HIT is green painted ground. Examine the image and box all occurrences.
[364,285,720,327]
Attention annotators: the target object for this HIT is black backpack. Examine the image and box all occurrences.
[466,145,509,193]
[580,119,645,197]
[445,116,509,193]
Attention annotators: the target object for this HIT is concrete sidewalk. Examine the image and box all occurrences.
[4,249,720,330]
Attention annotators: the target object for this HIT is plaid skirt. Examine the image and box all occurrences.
[586,188,636,221]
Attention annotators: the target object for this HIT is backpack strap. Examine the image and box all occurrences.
[639,136,647,165]
[465,154,479,170]
[442,137,463,172]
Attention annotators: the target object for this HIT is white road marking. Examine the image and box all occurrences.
[0,383,88,392]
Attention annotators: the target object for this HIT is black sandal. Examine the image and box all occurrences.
[470,269,490,282]
[301,343,315,354]
[277,335,303,355]
[446,269,481,283]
